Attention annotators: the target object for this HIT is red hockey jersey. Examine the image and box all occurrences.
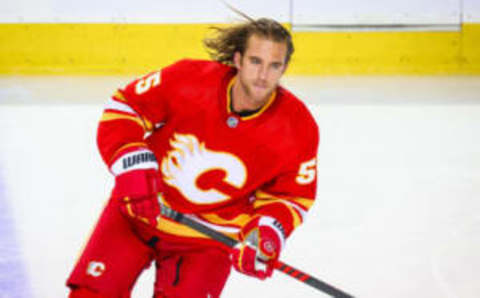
[98,59,319,245]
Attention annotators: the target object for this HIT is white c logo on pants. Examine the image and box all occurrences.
[86,261,106,277]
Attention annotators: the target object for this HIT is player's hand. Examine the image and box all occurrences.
[110,148,162,228]
[231,216,285,280]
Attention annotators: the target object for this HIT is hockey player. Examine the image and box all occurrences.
[67,17,319,297]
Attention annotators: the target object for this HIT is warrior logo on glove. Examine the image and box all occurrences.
[110,147,163,228]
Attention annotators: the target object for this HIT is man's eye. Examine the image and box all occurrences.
[271,63,282,69]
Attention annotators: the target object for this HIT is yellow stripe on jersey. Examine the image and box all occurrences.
[157,195,242,240]
[255,190,314,210]
[109,142,148,164]
[113,90,128,102]
[156,217,240,241]
[199,213,252,228]
[253,197,303,228]
[143,117,154,132]
[100,112,145,129]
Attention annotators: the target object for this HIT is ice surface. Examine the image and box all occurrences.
[0,75,479,298]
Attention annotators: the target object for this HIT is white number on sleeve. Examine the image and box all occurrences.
[296,158,316,185]
[135,71,161,94]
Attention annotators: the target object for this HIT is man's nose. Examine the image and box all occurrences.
[258,65,268,80]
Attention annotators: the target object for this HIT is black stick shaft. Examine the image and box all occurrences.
[160,204,354,298]
[275,262,354,298]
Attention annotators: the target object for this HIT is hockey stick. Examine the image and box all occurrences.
[159,203,355,298]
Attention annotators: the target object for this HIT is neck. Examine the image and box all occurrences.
[231,78,270,113]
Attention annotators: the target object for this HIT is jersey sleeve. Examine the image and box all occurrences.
[97,60,191,170]
[252,111,319,240]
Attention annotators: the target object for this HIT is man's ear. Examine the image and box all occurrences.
[233,51,242,69]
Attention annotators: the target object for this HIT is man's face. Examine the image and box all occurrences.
[234,34,288,107]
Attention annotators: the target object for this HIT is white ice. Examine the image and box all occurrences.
[0,75,479,298]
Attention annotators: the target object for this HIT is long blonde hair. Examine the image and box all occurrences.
[203,18,294,66]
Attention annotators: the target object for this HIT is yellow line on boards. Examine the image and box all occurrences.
[0,23,479,75]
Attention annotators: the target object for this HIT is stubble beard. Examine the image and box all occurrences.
[240,78,274,109]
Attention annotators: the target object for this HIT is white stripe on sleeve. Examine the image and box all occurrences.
[104,97,137,115]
